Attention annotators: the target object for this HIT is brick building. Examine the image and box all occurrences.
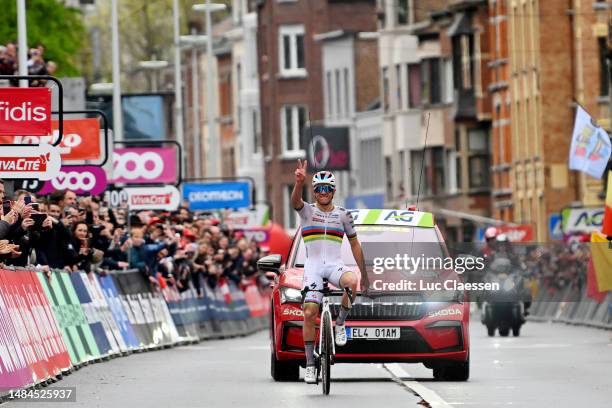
[255,0,377,228]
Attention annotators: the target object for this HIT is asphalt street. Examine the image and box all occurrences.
[4,320,611,408]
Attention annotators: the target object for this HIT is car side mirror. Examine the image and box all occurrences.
[257,254,282,274]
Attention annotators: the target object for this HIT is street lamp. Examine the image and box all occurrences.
[138,59,169,92]
[180,34,208,178]
[193,1,227,178]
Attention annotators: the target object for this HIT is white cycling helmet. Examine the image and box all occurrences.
[312,170,336,188]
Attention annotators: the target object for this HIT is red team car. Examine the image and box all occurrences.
[259,209,470,382]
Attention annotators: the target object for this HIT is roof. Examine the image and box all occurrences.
[347,209,435,228]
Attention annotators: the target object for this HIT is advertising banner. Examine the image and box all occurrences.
[301,125,350,171]
[97,274,140,350]
[498,225,534,242]
[184,182,251,211]
[110,147,177,184]
[125,185,181,211]
[0,118,102,163]
[0,270,34,391]
[0,143,61,180]
[0,87,51,135]
[38,165,107,196]
[68,273,113,357]
[561,207,604,234]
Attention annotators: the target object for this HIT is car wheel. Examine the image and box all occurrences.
[432,357,470,381]
[270,351,300,382]
[499,327,510,337]
[512,325,521,337]
[487,325,495,337]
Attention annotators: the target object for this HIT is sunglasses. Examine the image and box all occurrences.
[314,185,335,194]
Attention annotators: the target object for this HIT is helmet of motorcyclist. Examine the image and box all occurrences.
[485,227,499,240]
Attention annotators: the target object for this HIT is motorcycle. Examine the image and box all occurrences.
[481,257,530,337]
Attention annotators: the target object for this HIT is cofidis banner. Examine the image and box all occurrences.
[183,182,251,211]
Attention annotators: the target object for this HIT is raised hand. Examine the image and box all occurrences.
[294,159,308,185]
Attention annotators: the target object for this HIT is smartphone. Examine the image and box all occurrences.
[31,213,47,229]
[24,195,32,205]
[2,200,12,215]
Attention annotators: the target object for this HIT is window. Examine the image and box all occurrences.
[410,150,424,197]
[279,25,306,76]
[421,59,441,105]
[408,63,421,108]
[336,69,341,118]
[382,67,390,112]
[252,110,261,154]
[447,150,458,194]
[460,35,473,89]
[281,105,307,154]
[397,0,408,25]
[385,156,392,200]
[443,58,454,103]
[432,147,445,194]
[599,37,609,97]
[360,138,383,190]
[326,71,333,118]
[284,184,303,230]
[398,150,406,199]
[396,64,402,110]
[468,128,489,189]
[344,68,350,116]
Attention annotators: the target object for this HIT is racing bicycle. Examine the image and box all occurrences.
[302,279,352,395]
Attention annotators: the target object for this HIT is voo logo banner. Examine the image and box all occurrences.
[111,147,177,185]
[39,166,108,196]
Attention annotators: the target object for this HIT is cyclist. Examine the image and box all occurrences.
[291,159,369,384]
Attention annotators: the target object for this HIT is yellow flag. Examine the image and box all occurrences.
[590,232,612,292]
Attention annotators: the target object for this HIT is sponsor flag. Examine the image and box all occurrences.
[590,232,612,293]
[568,105,611,179]
[603,170,612,236]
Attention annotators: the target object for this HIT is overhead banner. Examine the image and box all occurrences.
[561,207,604,234]
[0,87,52,135]
[38,165,108,196]
[0,143,61,180]
[0,118,102,162]
[568,105,612,179]
[125,185,181,211]
[110,147,177,185]
[301,125,350,171]
[184,182,251,211]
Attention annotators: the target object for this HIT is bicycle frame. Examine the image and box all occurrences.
[318,296,336,357]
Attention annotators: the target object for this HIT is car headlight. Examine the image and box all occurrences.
[280,287,303,304]
[502,279,515,292]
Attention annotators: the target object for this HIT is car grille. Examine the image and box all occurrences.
[328,294,425,321]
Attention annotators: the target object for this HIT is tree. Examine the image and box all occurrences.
[0,0,86,77]
[89,0,231,92]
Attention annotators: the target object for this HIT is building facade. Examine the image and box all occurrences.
[255,0,377,229]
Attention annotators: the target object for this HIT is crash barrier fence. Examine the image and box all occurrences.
[0,268,270,399]
[528,280,612,330]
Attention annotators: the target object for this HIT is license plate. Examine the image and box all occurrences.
[348,327,400,339]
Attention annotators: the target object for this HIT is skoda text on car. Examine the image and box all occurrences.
[261,209,470,382]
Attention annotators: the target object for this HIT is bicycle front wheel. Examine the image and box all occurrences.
[321,312,332,395]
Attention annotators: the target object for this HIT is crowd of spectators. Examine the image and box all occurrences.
[0,180,270,296]
[0,42,57,86]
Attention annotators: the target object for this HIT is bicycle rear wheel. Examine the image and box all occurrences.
[321,312,332,395]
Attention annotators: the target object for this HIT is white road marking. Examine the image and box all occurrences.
[383,363,454,408]
[491,343,571,349]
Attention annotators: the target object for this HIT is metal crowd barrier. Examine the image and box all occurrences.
[0,267,270,401]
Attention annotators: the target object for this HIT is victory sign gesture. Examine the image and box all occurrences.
[295,159,308,185]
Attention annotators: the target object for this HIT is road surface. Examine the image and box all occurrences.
[5,320,611,408]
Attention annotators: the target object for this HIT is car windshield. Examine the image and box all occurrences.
[292,225,445,267]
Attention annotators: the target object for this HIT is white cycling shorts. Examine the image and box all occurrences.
[302,261,353,304]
